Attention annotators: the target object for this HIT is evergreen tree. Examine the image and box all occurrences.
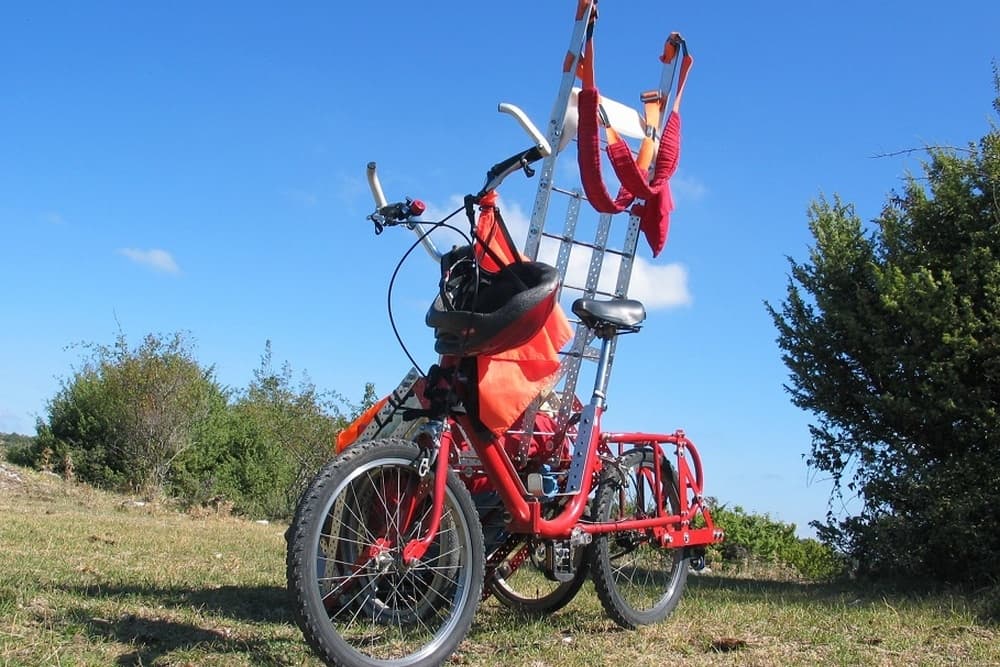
[768,78,1000,582]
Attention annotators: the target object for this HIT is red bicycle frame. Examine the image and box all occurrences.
[398,336,723,563]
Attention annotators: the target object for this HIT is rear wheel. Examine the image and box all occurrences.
[590,448,688,629]
[287,438,484,667]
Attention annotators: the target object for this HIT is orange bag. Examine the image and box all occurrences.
[473,192,572,435]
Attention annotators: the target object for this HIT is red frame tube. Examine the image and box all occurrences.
[402,428,455,564]
[447,415,592,537]
[400,399,722,552]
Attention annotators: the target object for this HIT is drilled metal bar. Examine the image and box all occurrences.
[524,0,596,261]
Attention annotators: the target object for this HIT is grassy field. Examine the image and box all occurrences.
[1,462,997,667]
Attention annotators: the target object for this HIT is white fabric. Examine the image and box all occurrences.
[559,86,646,152]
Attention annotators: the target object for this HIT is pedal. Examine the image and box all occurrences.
[545,539,576,582]
[544,529,591,582]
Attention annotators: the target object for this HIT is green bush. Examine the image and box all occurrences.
[28,333,365,520]
[709,503,846,580]
[26,333,225,495]
[1,432,37,466]
[167,342,364,520]
[784,536,847,581]
[975,584,1000,625]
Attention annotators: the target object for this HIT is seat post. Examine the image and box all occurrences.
[589,332,615,410]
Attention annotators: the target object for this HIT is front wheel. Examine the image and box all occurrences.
[286,438,484,667]
[590,448,688,629]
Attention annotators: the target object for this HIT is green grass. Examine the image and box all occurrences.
[1,462,997,666]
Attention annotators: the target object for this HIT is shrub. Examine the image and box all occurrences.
[709,503,846,580]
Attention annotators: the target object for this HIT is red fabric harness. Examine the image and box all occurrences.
[576,23,693,257]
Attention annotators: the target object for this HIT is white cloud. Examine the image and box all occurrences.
[670,173,708,204]
[620,257,692,308]
[335,171,368,209]
[118,248,180,274]
[283,188,318,207]
[533,236,691,309]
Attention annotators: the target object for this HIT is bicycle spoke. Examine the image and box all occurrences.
[287,444,483,663]
[592,449,689,628]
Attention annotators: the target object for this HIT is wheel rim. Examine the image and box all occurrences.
[605,460,683,614]
[606,536,682,613]
[311,456,474,664]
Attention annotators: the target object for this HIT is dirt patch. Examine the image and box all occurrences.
[0,461,76,502]
[0,462,28,491]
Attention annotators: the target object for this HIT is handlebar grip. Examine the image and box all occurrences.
[481,145,547,194]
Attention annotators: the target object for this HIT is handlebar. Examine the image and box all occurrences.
[366,103,550,260]
[366,162,442,260]
[480,103,552,195]
[366,161,388,209]
[498,103,552,158]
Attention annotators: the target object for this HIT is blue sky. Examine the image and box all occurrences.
[2,2,997,535]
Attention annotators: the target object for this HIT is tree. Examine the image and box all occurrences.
[171,341,351,519]
[34,332,225,496]
[768,80,1000,582]
[232,342,347,517]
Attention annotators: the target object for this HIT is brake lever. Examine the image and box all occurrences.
[368,198,427,235]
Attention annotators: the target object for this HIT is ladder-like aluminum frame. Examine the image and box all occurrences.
[515,2,682,459]
[361,1,683,451]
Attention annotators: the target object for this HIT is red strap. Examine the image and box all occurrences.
[635,109,682,256]
[577,88,634,214]
[652,111,681,181]
[606,109,680,204]
[573,14,691,257]
[608,137,665,201]
[638,185,674,257]
[608,39,690,199]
